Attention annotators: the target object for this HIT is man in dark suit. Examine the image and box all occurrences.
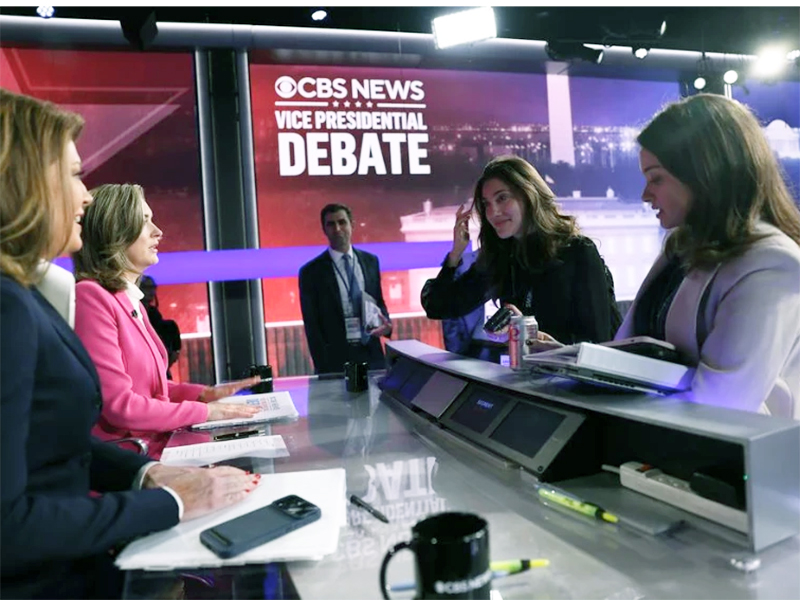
[299,203,392,374]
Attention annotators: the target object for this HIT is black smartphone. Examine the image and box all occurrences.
[483,306,513,333]
[200,494,321,559]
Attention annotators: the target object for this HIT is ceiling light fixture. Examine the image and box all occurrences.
[36,6,55,18]
[432,6,497,50]
[753,46,787,78]
[693,76,707,91]
[723,69,739,84]
[546,41,604,65]
[633,46,649,60]
[311,9,327,22]
[787,49,800,61]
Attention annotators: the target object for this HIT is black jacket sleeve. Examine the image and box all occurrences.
[569,240,619,343]
[298,262,327,370]
[421,256,491,320]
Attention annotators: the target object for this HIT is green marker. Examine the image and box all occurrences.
[537,484,619,524]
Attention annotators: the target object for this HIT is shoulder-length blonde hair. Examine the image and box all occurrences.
[472,155,578,293]
[0,89,84,286]
[73,183,145,292]
[638,93,800,268]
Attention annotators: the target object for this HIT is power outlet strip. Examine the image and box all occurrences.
[619,462,748,533]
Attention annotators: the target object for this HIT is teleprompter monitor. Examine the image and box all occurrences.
[442,384,586,477]
[412,371,468,418]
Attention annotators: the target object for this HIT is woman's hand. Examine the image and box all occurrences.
[446,204,472,267]
[206,401,262,422]
[526,330,565,353]
[144,464,260,521]
[198,376,261,403]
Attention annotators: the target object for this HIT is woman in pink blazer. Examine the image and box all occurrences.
[73,184,260,458]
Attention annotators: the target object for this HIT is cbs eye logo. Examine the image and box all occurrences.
[275,76,297,99]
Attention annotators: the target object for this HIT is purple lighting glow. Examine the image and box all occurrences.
[55,241,455,285]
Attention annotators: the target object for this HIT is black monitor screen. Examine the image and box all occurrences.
[450,389,509,434]
[489,402,566,458]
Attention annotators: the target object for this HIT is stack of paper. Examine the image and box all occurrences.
[190,391,299,430]
[115,468,347,570]
[160,435,289,467]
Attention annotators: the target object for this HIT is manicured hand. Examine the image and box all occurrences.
[144,464,260,521]
[526,330,564,353]
[446,204,472,267]
[206,401,262,422]
[198,376,262,402]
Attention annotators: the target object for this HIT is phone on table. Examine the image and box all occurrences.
[483,306,513,333]
[200,494,321,559]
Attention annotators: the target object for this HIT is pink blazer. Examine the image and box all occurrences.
[74,279,208,457]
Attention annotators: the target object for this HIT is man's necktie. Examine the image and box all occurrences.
[342,254,362,316]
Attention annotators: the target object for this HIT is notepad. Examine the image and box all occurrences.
[115,468,347,570]
[190,391,299,430]
[160,435,289,466]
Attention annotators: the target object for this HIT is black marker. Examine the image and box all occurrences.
[349,494,389,523]
[214,429,261,442]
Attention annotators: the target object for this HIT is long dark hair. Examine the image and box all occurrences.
[472,155,578,295]
[638,94,800,268]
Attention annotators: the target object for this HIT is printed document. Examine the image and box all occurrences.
[190,391,299,430]
[115,468,347,570]
[160,435,289,466]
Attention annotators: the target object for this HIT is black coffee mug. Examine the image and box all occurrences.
[379,512,490,600]
[344,361,368,392]
[247,365,273,393]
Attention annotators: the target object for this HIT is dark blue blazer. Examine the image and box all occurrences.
[0,275,179,599]
[298,248,390,374]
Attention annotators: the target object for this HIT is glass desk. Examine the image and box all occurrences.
[124,374,800,600]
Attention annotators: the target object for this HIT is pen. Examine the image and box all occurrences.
[536,484,619,524]
[213,429,261,441]
[388,559,549,592]
[349,494,390,523]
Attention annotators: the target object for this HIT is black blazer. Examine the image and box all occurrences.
[298,248,390,374]
[0,275,179,599]
[421,236,621,345]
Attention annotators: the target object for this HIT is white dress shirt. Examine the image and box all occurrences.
[328,247,365,317]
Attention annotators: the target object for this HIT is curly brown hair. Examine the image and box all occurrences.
[471,155,579,294]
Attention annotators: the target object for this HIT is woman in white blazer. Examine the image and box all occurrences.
[616,94,800,418]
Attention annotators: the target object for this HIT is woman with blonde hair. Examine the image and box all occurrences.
[0,89,257,599]
[615,94,800,416]
[422,155,621,359]
[73,183,261,458]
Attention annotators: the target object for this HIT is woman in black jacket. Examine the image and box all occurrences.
[422,155,620,357]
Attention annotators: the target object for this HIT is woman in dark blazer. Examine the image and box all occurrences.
[422,155,621,356]
[0,90,257,599]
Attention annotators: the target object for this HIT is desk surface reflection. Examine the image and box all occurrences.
[123,374,800,600]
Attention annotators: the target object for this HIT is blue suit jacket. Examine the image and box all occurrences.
[0,275,179,599]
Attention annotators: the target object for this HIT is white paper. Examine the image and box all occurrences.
[160,435,289,467]
[190,391,299,430]
[361,291,384,331]
[115,468,347,570]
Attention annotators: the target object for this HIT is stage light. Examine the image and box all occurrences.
[36,6,54,18]
[659,20,667,37]
[633,46,649,60]
[723,70,739,84]
[311,9,327,22]
[753,46,786,78]
[787,49,800,61]
[546,41,604,64]
[432,7,496,50]
[693,76,707,90]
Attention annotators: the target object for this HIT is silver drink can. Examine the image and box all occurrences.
[508,315,538,371]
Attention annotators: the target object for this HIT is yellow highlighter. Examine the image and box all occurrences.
[537,484,619,524]
[491,559,550,574]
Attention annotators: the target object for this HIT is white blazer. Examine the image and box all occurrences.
[617,222,800,419]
